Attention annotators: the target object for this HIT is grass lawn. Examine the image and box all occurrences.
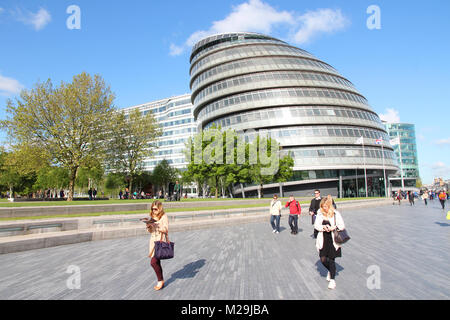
[0,196,382,208]
[0,197,384,221]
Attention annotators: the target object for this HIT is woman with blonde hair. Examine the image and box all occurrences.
[146,200,169,291]
[314,195,346,290]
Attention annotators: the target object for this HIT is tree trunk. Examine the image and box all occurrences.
[257,184,262,199]
[67,167,78,201]
[240,183,245,198]
[129,176,134,196]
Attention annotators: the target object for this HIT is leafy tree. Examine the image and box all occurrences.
[34,166,70,196]
[1,72,116,201]
[104,172,127,198]
[152,159,177,197]
[106,108,161,193]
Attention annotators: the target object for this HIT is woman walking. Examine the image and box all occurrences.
[421,190,429,206]
[270,194,282,233]
[408,191,415,206]
[147,200,169,291]
[314,195,346,290]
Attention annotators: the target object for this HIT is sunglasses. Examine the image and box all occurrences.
[152,208,158,211]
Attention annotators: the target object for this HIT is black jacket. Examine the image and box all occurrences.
[309,197,337,214]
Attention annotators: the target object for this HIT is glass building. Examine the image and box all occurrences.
[122,94,196,172]
[384,122,420,189]
[189,32,399,198]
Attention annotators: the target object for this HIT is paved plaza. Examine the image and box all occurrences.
[0,199,449,300]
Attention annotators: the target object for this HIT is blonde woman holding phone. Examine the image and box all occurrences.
[146,200,169,291]
[314,195,346,290]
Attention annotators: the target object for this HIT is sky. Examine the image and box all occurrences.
[0,0,449,184]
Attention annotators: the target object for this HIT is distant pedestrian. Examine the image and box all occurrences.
[119,190,123,199]
[421,190,428,206]
[270,194,282,233]
[314,195,346,290]
[285,195,301,235]
[93,188,97,199]
[174,181,181,201]
[147,200,169,291]
[60,189,65,199]
[88,188,93,200]
[396,189,402,205]
[439,191,447,210]
[408,191,415,206]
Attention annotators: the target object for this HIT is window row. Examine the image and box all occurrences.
[154,148,184,156]
[198,87,369,120]
[160,118,192,128]
[156,108,192,121]
[286,147,396,160]
[191,56,338,89]
[194,70,355,104]
[191,44,317,75]
[263,126,390,141]
[205,106,381,130]
[156,138,189,147]
[144,158,186,167]
[162,127,196,137]
[191,37,285,64]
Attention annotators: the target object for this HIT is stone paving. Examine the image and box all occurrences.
[0,199,449,300]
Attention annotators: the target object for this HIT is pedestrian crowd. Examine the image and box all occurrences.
[269,190,346,290]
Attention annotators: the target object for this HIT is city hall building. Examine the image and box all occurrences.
[188,32,399,198]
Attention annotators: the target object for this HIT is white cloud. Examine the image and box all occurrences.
[431,162,450,179]
[170,0,349,56]
[0,7,4,14]
[293,9,349,44]
[379,108,400,123]
[0,73,24,96]
[436,138,450,146]
[15,7,51,31]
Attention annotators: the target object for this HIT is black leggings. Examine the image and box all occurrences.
[320,256,336,280]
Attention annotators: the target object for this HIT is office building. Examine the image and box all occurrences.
[189,32,399,197]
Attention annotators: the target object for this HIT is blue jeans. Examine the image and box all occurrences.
[270,215,280,232]
[289,214,298,233]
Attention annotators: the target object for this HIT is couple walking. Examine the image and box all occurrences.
[269,194,301,234]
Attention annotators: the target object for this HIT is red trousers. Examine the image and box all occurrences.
[150,257,164,281]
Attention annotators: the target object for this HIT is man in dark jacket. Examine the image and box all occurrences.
[309,190,337,239]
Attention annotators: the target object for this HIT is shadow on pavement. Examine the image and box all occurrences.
[315,260,344,278]
[165,259,206,286]
[435,222,450,227]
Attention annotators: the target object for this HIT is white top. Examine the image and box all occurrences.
[314,209,346,252]
[270,199,282,215]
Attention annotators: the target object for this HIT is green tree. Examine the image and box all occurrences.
[34,166,70,195]
[104,172,127,198]
[1,72,116,201]
[152,159,177,197]
[106,108,161,193]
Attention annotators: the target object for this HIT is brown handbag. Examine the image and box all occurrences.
[333,214,350,244]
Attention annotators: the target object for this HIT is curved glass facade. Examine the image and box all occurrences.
[189,32,399,197]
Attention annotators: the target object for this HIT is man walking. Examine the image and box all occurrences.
[285,195,301,235]
[270,194,282,233]
[309,190,337,238]
[309,190,322,239]
[439,190,447,210]
[174,181,181,201]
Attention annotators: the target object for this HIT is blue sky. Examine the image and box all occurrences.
[1,0,449,184]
